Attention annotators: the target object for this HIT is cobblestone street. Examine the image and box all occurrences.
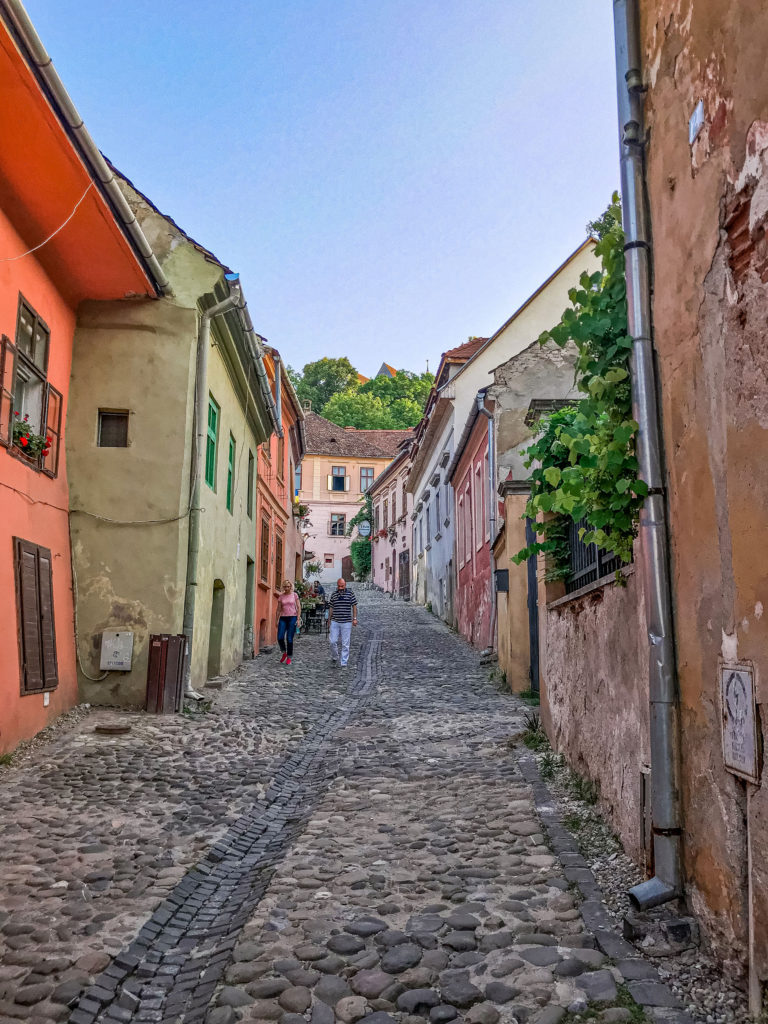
[0,593,695,1024]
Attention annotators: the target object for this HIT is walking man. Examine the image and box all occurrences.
[329,578,357,667]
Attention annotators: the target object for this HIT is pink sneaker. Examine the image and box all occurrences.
[280,652,287,664]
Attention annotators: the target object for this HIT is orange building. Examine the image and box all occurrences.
[0,9,161,753]
[253,349,306,650]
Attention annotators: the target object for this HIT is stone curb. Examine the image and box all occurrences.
[517,753,694,1024]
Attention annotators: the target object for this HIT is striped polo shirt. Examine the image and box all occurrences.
[329,588,357,623]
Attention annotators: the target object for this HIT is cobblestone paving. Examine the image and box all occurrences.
[0,593,694,1024]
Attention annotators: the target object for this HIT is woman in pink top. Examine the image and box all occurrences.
[276,580,301,665]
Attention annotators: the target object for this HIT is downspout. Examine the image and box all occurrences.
[614,0,682,909]
[476,391,497,652]
[181,275,245,699]
[273,351,283,439]
[0,0,169,295]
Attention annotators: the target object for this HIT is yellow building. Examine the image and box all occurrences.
[297,412,410,583]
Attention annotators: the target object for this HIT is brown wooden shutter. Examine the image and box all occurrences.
[15,539,43,693]
[36,545,58,688]
[0,336,17,448]
[41,383,62,478]
[14,539,58,693]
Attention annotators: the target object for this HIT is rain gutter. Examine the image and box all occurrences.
[0,0,169,295]
[614,0,683,910]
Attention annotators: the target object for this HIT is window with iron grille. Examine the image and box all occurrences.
[565,517,627,594]
[330,513,346,536]
[98,410,129,447]
[260,516,270,581]
[205,396,219,490]
[14,538,58,694]
[360,466,374,491]
[226,435,235,513]
[274,532,284,589]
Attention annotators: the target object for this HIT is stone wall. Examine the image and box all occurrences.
[540,568,650,866]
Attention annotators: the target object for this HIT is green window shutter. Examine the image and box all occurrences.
[205,397,219,490]
[226,434,235,512]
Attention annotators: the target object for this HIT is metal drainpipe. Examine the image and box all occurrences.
[614,0,682,909]
[476,392,497,652]
[273,351,283,442]
[181,278,243,699]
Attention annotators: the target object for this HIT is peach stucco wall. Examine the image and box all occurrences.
[0,208,78,754]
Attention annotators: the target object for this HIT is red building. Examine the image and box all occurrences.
[0,8,161,752]
[448,395,495,650]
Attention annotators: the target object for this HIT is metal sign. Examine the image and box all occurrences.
[100,630,134,672]
[720,662,760,783]
[357,520,371,537]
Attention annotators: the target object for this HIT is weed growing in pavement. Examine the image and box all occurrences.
[540,749,563,780]
[0,752,13,767]
[182,699,213,717]
[517,688,541,705]
[559,987,648,1024]
[615,985,650,1022]
[521,710,549,751]
[564,811,584,833]
[567,769,600,805]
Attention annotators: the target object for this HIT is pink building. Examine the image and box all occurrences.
[370,444,413,598]
[448,398,495,649]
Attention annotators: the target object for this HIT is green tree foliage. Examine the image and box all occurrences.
[292,357,359,412]
[513,195,646,573]
[323,369,434,429]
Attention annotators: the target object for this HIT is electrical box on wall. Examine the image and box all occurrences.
[100,630,134,672]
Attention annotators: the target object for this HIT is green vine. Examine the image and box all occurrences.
[513,195,647,574]
[347,492,373,580]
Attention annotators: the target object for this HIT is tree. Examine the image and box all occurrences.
[322,369,434,429]
[322,390,392,429]
[292,357,359,412]
[359,369,434,409]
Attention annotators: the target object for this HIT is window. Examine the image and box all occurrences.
[361,466,374,491]
[226,435,236,512]
[295,463,302,494]
[329,465,347,492]
[374,504,380,531]
[330,513,346,536]
[14,538,58,694]
[385,556,390,580]
[205,396,219,490]
[426,503,431,545]
[274,532,284,589]
[98,410,129,448]
[260,516,270,581]
[484,453,490,540]
[247,450,254,519]
[565,517,628,594]
[475,463,484,550]
[457,497,465,567]
[0,299,62,477]
[277,434,285,479]
[383,498,389,529]
[464,482,473,563]
[435,489,441,532]
[324,553,334,567]
[402,482,407,515]
[391,489,397,521]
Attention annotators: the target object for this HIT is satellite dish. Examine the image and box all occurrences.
[357,520,372,537]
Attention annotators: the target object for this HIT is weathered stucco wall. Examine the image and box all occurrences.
[642,0,768,977]
[68,298,195,705]
[540,568,650,865]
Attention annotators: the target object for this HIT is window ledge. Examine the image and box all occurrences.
[547,564,635,610]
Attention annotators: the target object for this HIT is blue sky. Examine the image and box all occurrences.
[26,1,619,377]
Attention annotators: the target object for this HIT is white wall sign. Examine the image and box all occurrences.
[358,521,371,537]
[720,662,760,783]
[100,630,135,672]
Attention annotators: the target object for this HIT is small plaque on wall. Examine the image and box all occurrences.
[720,662,760,783]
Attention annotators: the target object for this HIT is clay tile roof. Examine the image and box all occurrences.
[303,412,413,458]
[443,337,488,362]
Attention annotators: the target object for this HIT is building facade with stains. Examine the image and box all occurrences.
[537,0,768,997]
[67,175,276,703]
[0,11,161,753]
[369,444,413,598]
[253,350,305,651]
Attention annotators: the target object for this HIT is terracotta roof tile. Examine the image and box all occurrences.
[443,337,488,361]
[303,412,413,458]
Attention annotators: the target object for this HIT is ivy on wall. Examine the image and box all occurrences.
[513,196,647,576]
[347,492,374,580]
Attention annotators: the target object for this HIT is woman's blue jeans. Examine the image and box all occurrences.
[278,616,298,656]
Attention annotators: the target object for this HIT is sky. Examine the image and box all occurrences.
[25,1,620,378]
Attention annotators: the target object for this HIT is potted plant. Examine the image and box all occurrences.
[12,412,51,462]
